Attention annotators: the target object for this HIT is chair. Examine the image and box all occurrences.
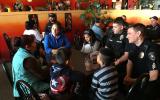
[2,32,14,58]
[16,80,41,100]
[126,73,149,100]
[1,61,13,87]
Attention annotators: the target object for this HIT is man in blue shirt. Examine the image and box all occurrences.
[91,18,104,41]
[44,23,71,63]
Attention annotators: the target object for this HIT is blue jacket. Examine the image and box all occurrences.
[44,33,71,54]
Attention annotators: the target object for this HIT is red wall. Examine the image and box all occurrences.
[0,0,113,10]
[128,0,137,9]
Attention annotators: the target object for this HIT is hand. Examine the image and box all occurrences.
[84,60,92,71]
[123,75,136,86]
[52,49,58,55]
[114,59,120,66]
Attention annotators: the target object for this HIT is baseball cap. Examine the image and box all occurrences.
[150,16,158,20]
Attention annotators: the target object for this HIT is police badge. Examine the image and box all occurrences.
[139,52,144,59]
[152,63,156,70]
[119,35,124,40]
[148,52,156,69]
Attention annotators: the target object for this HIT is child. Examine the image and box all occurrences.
[90,48,118,100]
[50,47,84,100]
[81,29,100,54]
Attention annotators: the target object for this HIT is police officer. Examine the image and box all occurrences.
[105,18,129,94]
[125,23,160,100]
[146,16,160,41]
[44,13,57,35]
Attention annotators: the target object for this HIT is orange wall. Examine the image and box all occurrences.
[0,10,85,60]
[1,10,160,61]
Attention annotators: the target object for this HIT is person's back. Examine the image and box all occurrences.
[90,48,118,100]
[12,35,49,97]
[91,18,104,41]
[50,47,85,99]
[23,21,42,42]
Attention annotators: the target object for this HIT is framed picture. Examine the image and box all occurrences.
[65,13,72,32]
[28,14,39,29]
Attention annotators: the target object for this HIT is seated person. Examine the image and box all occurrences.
[146,16,160,41]
[125,23,160,100]
[23,21,43,43]
[44,23,71,63]
[44,13,57,35]
[12,35,50,98]
[81,29,100,54]
[89,48,118,100]
[12,36,21,54]
[23,21,45,62]
[91,18,104,41]
[50,47,85,99]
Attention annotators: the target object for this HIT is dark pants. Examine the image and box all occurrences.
[116,62,127,95]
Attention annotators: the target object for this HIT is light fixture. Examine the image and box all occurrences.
[27,0,32,2]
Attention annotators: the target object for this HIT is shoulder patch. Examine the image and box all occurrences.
[148,52,156,61]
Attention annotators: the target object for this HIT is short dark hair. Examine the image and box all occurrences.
[55,47,71,65]
[20,35,35,48]
[130,23,146,37]
[25,21,35,30]
[99,48,115,66]
[113,17,125,26]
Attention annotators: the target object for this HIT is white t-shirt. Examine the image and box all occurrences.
[81,43,93,54]
[23,29,43,42]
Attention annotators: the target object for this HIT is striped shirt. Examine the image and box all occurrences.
[91,66,118,100]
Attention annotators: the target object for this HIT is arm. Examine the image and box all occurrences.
[81,44,85,53]
[34,29,43,42]
[23,57,50,80]
[124,59,136,85]
[114,52,128,66]
[92,41,100,52]
[149,70,159,81]
[91,74,98,91]
[63,35,71,48]
[44,35,52,54]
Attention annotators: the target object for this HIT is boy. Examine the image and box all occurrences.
[50,47,84,99]
[90,48,118,100]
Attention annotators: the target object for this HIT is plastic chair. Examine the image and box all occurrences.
[16,80,41,100]
[1,61,13,87]
[126,73,149,100]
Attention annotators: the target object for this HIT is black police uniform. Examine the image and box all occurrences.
[129,40,160,78]
[128,40,160,100]
[105,30,129,93]
[105,31,129,59]
[146,24,160,41]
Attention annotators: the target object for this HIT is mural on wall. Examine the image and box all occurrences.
[65,13,72,32]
